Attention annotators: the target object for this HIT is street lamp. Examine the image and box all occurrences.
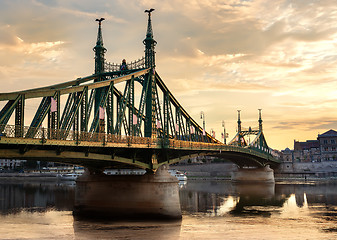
[200,111,205,136]
[222,120,228,144]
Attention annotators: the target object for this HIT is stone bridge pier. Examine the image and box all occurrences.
[231,165,275,183]
[73,165,182,219]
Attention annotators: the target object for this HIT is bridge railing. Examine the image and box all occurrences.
[0,124,158,146]
[0,124,279,162]
[0,124,275,156]
[104,57,146,72]
[0,124,228,148]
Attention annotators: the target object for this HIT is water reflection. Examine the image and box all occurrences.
[0,182,74,215]
[230,183,286,217]
[73,220,182,240]
[0,180,337,239]
[2,181,337,217]
[179,181,337,219]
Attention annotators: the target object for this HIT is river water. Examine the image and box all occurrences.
[0,180,336,240]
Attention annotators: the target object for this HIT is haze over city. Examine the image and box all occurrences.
[1,0,337,150]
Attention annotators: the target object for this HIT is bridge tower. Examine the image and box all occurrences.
[143,9,157,141]
[237,110,244,146]
[237,110,242,133]
[93,18,107,133]
[258,108,263,132]
[143,8,156,68]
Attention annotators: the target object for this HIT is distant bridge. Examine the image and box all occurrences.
[0,12,280,171]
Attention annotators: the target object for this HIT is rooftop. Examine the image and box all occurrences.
[318,129,337,138]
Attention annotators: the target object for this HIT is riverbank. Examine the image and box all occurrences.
[0,173,59,181]
[1,172,337,182]
[171,162,337,181]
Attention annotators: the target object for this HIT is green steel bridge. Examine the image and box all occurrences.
[0,11,280,171]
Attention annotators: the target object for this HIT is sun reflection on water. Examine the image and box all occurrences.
[280,193,309,218]
[218,196,239,215]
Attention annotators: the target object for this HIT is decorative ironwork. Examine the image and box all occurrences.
[0,11,279,170]
[104,57,146,72]
[0,123,275,158]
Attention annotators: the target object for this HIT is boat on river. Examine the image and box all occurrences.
[57,172,82,181]
[169,170,187,181]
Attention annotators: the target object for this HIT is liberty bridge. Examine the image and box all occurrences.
[0,10,280,219]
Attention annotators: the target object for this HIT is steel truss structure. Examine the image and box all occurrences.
[0,10,279,170]
[228,109,272,156]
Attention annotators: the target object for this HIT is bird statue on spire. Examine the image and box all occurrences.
[144,8,155,16]
[95,17,105,25]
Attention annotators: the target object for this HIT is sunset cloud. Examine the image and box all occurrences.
[0,0,337,149]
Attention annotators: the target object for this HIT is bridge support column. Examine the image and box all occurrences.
[73,165,181,219]
[231,165,275,183]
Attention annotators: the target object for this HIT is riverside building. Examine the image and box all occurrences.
[281,129,337,163]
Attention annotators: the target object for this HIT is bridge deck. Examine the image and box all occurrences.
[0,124,280,170]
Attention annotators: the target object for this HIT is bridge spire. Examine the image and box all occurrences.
[237,110,241,133]
[143,9,157,68]
[93,18,107,133]
[94,18,106,76]
[258,109,263,132]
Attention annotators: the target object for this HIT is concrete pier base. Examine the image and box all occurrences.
[231,165,275,183]
[73,165,182,219]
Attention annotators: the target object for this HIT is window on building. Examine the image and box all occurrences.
[333,147,336,151]
[324,140,328,144]
[325,147,329,151]
[332,139,336,144]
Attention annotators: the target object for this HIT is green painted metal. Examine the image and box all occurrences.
[47,92,60,139]
[106,84,114,134]
[89,83,113,133]
[122,112,129,136]
[0,95,21,130]
[93,18,107,133]
[80,88,88,132]
[0,69,150,102]
[60,88,87,139]
[0,11,279,171]
[15,94,25,137]
[73,92,79,133]
[143,9,156,69]
[144,70,157,138]
[228,109,274,159]
[134,73,150,136]
[26,96,51,138]
[115,81,130,135]
[60,93,73,128]
[153,82,163,137]
[128,76,135,135]
[154,73,218,143]
[163,92,169,139]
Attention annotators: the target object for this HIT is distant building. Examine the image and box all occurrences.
[282,148,293,163]
[282,129,337,163]
[0,159,25,169]
[293,140,320,162]
[280,148,294,171]
[318,129,337,161]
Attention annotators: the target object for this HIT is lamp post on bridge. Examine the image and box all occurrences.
[258,108,263,132]
[200,111,205,136]
[222,120,228,144]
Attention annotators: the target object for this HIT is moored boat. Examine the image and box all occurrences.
[58,172,82,181]
[169,170,187,181]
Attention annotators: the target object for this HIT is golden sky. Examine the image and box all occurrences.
[1,0,337,150]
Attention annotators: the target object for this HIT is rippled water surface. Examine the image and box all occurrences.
[0,180,337,239]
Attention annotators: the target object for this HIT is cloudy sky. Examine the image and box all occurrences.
[1,0,337,150]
